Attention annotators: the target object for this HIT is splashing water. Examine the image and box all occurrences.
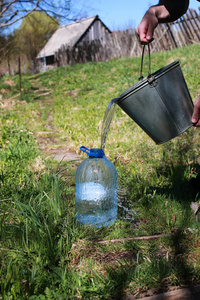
[100,97,119,151]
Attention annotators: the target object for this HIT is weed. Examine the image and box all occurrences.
[1,44,200,299]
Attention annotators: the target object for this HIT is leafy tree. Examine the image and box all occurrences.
[0,0,71,28]
[15,11,59,71]
[0,32,16,75]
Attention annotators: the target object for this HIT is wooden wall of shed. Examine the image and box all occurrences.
[80,20,111,43]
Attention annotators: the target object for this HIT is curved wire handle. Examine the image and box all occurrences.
[139,43,151,80]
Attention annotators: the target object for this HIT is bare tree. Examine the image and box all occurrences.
[0,0,71,28]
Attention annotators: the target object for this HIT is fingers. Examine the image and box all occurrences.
[145,23,155,42]
[193,120,200,127]
[192,95,200,127]
[137,10,158,44]
[137,26,154,44]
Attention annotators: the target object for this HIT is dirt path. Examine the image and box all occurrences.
[2,78,80,162]
[34,97,80,162]
[124,284,200,300]
[27,77,80,162]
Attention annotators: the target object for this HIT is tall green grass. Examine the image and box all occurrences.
[1,44,200,299]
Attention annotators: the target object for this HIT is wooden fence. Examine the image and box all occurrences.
[54,8,200,67]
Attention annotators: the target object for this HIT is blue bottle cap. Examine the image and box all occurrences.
[80,146,104,158]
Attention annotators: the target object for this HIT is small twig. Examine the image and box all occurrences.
[6,93,20,100]
[0,248,10,251]
[97,233,171,244]
[33,88,51,93]
[35,92,51,99]
[0,198,12,202]
[0,212,9,216]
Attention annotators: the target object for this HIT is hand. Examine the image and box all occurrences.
[137,5,172,44]
[192,95,200,127]
[137,8,158,44]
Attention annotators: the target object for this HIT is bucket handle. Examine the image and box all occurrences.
[139,43,155,84]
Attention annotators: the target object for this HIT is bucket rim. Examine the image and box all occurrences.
[117,60,180,103]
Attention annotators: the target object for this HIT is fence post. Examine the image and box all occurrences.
[18,55,21,95]
[189,9,200,41]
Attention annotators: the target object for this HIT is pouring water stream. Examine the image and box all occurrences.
[100,97,119,151]
[100,97,136,221]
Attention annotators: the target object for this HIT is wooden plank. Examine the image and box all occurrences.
[187,10,197,36]
[185,11,199,42]
[173,21,186,47]
[182,16,193,42]
[166,23,178,48]
[162,23,173,50]
[177,18,190,44]
[189,9,200,41]
[124,285,200,300]
[153,24,166,51]
[155,24,169,50]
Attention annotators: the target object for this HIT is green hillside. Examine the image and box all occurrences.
[1,44,200,299]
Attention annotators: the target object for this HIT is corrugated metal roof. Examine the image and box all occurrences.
[37,15,99,58]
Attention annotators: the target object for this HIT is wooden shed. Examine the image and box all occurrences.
[37,15,112,71]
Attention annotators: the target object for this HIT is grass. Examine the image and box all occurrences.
[1,44,200,299]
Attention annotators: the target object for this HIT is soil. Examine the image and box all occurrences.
[34,97,80,162]
[1,82,80,162]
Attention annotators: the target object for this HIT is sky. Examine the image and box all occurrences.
[78,0,200,31]
[6,0,200,34]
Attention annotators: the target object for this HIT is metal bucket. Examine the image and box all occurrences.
[117,44,194,144]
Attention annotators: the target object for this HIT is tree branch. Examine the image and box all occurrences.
[0,0,71,28]
[0,1,40,27]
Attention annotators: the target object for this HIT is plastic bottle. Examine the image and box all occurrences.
[75,146,118,227]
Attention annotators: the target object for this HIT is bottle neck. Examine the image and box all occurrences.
[80,146,104,158]
[88,148,104,158]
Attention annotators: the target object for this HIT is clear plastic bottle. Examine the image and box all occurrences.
[75,146,118,227]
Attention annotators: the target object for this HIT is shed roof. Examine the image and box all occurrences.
[37,15,111,58]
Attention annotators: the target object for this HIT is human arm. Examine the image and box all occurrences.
[137,0,189,44]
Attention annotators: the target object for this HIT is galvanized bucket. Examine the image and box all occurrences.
[117,44,194,144]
